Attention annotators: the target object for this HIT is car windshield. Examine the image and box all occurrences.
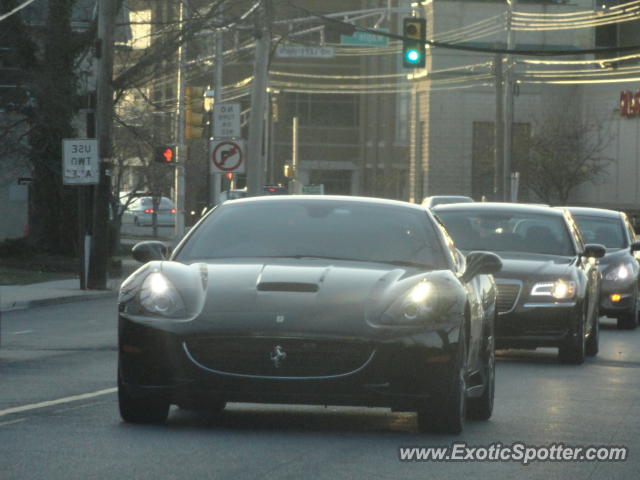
[176,201,447,269]
[572,215,627,249]
[437,210,575,256]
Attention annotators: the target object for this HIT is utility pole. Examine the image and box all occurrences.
[88,0,116,289]
[174,1,187,240]
[494,54,504,201]
[503,0,516,201]
[246,0,272,196]
[211,22,224,206]
[288,115,302,194]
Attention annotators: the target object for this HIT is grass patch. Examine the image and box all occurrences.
[0,266,76,286]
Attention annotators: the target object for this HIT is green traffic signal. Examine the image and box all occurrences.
[405,49,421,64]
[402,17,426,69]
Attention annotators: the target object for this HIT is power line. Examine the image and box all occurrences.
[287,2,640,57]
[0,0,38,23]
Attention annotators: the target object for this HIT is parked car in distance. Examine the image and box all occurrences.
[119,195,502,434]
[434,202,604,364]
[123,196,176,227]
[567,207,640,330]
[422,195,474,209]
[218,188,248,203]
[262,184,288,195]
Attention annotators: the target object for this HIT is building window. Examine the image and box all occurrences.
[128,9,152,50]
[283,93,359,127]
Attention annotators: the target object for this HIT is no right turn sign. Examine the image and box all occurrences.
[210,140,245,174]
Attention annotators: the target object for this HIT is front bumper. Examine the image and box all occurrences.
[118,316,462,412]
[496,302,580,349]
[599,279,636,317]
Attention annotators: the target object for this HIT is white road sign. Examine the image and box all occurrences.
[213,103,241,138]
[62,139,99,185]
[210,140,245,174]
[275,45,335,59]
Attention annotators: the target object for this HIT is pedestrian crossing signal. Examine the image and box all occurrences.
[154,145,176,164]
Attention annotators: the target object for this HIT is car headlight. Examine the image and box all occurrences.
[531,280,576,300]
[400,281,435,321]
[139,272,186,317]
[605,264,632,282]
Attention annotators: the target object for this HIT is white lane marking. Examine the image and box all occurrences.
[0,387,116,417]
[53,401,105,414]
[10,330,33,335]
[0,418,27,427]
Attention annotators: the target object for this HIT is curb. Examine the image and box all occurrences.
[1,289,120,313]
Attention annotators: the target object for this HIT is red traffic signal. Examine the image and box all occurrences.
[154,145,176,164]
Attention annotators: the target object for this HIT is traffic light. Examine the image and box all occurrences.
[402,18,426,68]
[154,145,176,164]
[185,86,206,139]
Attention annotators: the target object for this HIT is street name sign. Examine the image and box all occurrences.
[213,103,241,138]
[62,139,99,185]
[340,29,389,47]
[275,45,335,59]
[210,139,245,174]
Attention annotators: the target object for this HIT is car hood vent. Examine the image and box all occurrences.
[257,282,319,293]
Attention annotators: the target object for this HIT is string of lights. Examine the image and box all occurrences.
[512,0,640,17]
[435,15,506,43]
[513,9,640,31]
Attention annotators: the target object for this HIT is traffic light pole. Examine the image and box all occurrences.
[503,0,516,202]
[174,1,187,240]
[211,23,223,207]
[246,0,272,196]
[494,54,504,201]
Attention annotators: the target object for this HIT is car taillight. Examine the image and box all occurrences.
[170,208,176,213]
[267,188,276,192]
[144,208,154,214]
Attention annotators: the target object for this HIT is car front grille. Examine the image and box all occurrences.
[184,337,374,378]
[496,281,522,314]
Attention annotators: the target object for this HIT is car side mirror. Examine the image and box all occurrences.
[131,241,170,263]
[461,251,502,283]
[630,241,640,253]
[583,243,606,259]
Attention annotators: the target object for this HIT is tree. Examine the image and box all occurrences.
[523,107,614,205]
[0,0,98,256]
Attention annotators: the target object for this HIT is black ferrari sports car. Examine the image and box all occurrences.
[118,196,501,433]
[434,203,605,364]
[567,207,640,330]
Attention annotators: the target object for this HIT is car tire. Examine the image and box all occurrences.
[467,316,495,421]
[617,310,637,330]
[118,372,170,424]
[585,305,599,357]
[558,308,586,365]
[417,327,467,434]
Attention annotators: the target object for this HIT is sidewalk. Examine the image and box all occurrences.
[0,258,140,313]
[0,278,121,313]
